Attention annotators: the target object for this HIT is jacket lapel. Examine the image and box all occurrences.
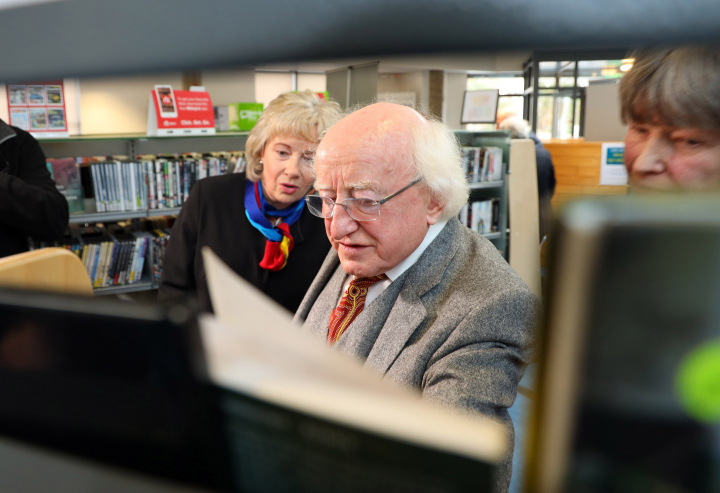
[365,219,464,374]
[298,257,347,341]
[293,247,340,324]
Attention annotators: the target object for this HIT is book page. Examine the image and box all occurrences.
[201,247,506,464]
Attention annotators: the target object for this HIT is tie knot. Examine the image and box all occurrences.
[349,274,388,289]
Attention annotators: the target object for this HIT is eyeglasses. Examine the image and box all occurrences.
[305,178,422,222]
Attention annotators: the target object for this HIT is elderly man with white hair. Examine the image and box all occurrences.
[295,102,537,491]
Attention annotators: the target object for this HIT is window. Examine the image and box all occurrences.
[529,56,628,140]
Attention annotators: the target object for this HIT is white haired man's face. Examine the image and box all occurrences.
[313,103,443,278]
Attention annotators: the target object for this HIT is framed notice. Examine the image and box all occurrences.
[600,142,628,185]
[6,81,69,138]
[461,89,500,124]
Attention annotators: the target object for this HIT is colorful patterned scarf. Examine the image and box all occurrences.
[244,179,304,271]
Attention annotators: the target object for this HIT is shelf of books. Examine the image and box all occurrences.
[454,130,511,258]
[40,138,248,295]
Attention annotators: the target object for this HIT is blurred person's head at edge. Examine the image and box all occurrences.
[621,46,720,192]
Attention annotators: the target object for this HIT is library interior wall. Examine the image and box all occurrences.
[377,71,430,111]
[79,73,183,135]
[201,69,255,106]
[443,72,468,130]
[254,72,327,107]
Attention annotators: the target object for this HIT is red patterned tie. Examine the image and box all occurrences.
[328,274,388,346]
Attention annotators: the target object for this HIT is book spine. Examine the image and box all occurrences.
[129,238,142,283]
[166,160,172,208]
[155,160,164,209]
[89,243,101,287]
[135,237,149,282]
[100,164,110,211]
[106,163,116,211]
[129,162,138,211]
[146,161,155,210]
[113,161,122,212]
[183,160,189,203]
[117,241,130,285]
[90,164,103,212]
[98,241,109,287]
[491,199,500,232]
[140,162,147,209]
[175,161,182,206]
[105,241,116,286]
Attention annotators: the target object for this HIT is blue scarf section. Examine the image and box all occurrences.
[244,179,305,242]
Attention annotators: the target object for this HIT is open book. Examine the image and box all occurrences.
[201,247,506,491]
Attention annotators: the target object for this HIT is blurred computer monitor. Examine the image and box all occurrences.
[0,289,233,490]
[528,195,720,493]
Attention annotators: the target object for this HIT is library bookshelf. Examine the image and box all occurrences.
[38,132,248,295]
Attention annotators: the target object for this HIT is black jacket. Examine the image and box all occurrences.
[157,173,331,313]
[0,120,69,258]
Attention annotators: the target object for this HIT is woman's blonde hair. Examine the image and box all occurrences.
[620,46,720,130]
[245,90,342,181]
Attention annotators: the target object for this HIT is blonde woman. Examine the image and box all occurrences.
[159,91,341,312]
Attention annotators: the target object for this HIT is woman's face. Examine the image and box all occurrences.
[625,120,720,192]
[259,133,316,209]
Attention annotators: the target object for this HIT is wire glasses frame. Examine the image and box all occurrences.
[305,178,423,222]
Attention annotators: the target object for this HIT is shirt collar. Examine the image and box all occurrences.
[384,218,449,281]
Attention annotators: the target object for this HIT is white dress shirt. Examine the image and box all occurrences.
[338,219,449,308]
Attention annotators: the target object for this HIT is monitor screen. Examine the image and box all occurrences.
[0,289,233,490]
[531,197,720,493]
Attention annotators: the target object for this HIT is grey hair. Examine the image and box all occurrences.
[498,116,531,139]
[315,101,469,221]
[620,46,720,130]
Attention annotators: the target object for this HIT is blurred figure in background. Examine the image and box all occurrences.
[0,118,68,259]
[621,46,720,191]
[497,115,556,242]
[159,91,341,313]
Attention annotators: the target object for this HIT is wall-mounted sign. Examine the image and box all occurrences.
[461,89,500,124]
[6,81,69,138]
[600,142,628,186]
[147,85,215,136]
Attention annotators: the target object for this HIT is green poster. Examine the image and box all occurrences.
[229,103,264,131]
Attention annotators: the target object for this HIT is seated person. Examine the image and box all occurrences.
[497,114,556,242]
[294,102,538,491]
[158,91,341,312]
[0,118,68,259]
[620,46,720,190]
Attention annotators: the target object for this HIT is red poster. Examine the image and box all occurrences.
[6,80,69,138]
[147,85,215,136]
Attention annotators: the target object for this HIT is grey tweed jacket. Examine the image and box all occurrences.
[294,218,538,491]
